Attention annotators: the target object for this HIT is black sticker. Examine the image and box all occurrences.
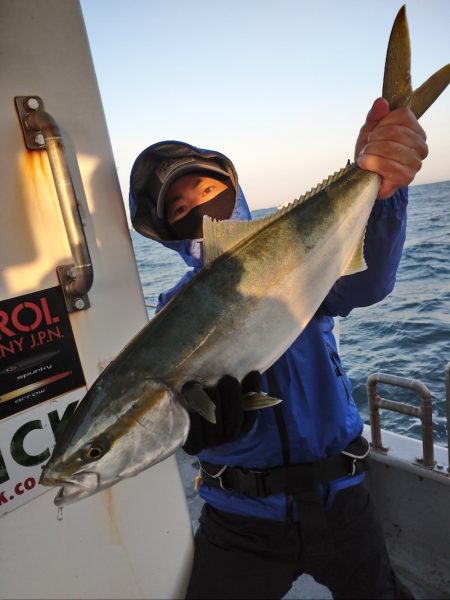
[0,286,85,419]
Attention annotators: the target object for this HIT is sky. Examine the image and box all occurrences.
[80,0,450,211]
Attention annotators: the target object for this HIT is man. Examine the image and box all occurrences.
[129,98,427,599]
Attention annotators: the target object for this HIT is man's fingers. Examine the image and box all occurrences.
[363,97,391,131]
[373,106,427,138]
[358,153,419,181]
[365,126,429,160]
[357,104,428,200]
[358,140,424,170]
[241,371,262,394]
[357,153,419,199]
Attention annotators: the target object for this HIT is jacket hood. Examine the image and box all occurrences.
[129,140,252,269]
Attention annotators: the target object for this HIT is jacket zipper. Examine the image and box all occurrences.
[325,342,350,400]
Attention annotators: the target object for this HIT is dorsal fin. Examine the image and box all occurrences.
[203,164,354,265]
[203,217,268,265]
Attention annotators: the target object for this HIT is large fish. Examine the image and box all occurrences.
[40,6,450,505]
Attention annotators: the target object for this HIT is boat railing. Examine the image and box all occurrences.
[366,371,435,468]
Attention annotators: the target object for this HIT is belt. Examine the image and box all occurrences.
[199,436,371,498]
[198,436,371,556]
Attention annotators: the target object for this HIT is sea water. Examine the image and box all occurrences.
[131,180,450,446]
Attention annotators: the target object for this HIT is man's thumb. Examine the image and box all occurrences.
[354,97,391,160]
[365,97,390,130]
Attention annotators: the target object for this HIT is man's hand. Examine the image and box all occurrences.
[355,97,428,200]
[181,372,261,456]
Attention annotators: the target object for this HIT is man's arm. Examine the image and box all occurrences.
[322,98,427,317]
[322,188,407,317]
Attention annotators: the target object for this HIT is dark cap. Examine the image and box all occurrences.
[152,156,230,218]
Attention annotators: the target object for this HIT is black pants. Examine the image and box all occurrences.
[186,483,413,599]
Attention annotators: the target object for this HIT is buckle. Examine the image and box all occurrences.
[349,458,357,476]
[341,436,370,460]
[199,462,231,491]
[235,469,269,497]
[340,436,371,476]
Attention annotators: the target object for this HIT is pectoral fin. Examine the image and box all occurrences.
[182,383,217,423]
[183,383,282,424]
[242,391,282,411]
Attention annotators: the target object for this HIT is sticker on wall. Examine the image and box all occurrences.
[0,286,85,420]
[0,389,83,517]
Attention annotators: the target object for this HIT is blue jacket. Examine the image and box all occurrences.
[129,141,408,522]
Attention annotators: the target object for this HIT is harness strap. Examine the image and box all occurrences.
[199,436,370,497]
[266,366,294,521]
[199,436,370,555]
[266,367,291,464]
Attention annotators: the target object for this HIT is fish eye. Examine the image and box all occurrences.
[84,443,106,462]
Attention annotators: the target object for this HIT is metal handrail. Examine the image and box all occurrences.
[15,96,93,312]
[367,372,435,468]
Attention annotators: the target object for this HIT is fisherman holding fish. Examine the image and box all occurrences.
[126,93,427,600]
[38,7,450,599]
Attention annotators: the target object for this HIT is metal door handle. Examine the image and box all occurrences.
[15,96,93,312]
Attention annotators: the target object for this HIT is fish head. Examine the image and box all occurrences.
[40,378,190,506]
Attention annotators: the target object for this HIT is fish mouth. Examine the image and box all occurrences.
[47,472,101,507]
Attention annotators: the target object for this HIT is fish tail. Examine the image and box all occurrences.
[383,5,450,117]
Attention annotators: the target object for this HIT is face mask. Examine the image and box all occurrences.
[168,187,235,240]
